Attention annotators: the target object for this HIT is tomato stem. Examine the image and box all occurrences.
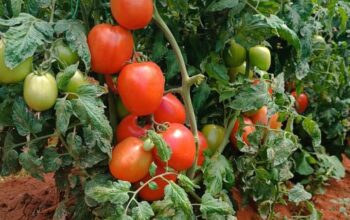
[50,0,56,23]
[153,4,204,179]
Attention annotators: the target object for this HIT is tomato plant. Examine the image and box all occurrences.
[291,91,309,114]
[116,115,151,142]
[109,137,153,183]
[53,39,79,67]
[230,117,256,148]
[197,131,208,166]
[153,93,186,124]
[153,123,196,171]
[224,40,246,67]
[88,24,134,74]
[0,40,33,84]
[118,62,165,116]
[111,0,154,30]
[23,72,58,111]
[249,46,271,71]
[201,124,225,155]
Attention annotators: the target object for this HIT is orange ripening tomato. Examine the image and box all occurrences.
[138,167,177,201]
[230,117,256,148]
[153,123,196,171]
[269,113,282,130]
[87,24,133,74]
[197,131,209,166]
[291,91,309,114]
[250,106,268,126]
[116,115,151,143]
[118,62,165,116]
[109,137,153,183]
[111,0,154,30]
[154,93,186,124]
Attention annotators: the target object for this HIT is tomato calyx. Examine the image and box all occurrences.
[143,138,155,151]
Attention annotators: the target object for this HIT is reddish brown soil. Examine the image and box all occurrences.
[1,155,350,220]
[0,173,58,220]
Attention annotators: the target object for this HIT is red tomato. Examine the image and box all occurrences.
[269,113,282,130]
[87,24,133,74]
[109,137,153,183]
[197,131,208,166]
[291,91,309,114]
[154,93,186,124]
[111,0,153,30]
[230,117,256,147]
[116,115,151,143]
[153,123,196,171]
[138,167,177,201]
[250,106,268,125]
[104,75,118,94]
[118,62,165,116]
[253,79,273,95]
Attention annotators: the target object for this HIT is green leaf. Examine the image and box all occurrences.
[43,148,62,172]
[305,201,322,220]
[164,182,193,217]
[237,14,301,56]
[56,64,79,91]
[295,151,314,176]
[193,82,211,114]
[0,13,53,68]
[85,180,131,205]
[11,0,22,17]
[132,201,154,220]
[66,133,83,159]
[55,20,90,70]
[203,155,235,195]
[229,80,269,112]
[302,117,321,147]
[152,199,176,218]
[55,99,73,135]
[288,183,312,204]
[165,50,180,81]
[205,62,229,84]
[147,130,171,162]
[317,154,345,180]
[151,32,168,62]
[12,98,42,136]
[177,174,200,192]
[200,193,234,217]
[207,0,239,12]
[149,162,157,177]
[19,148,43,180]
[1,132,20,176]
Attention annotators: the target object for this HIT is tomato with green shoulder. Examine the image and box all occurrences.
[201,124,225,155]
[224,40,246,68]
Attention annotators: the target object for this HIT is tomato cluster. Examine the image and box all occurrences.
[95,0,210,202]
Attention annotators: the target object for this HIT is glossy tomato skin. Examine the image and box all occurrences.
[230,117,256,147]
[111,0,153,30]
[250,106,268,125]
[23,72,58,112]
[154,93,186,124]
[118,62,165,116]
[153,123,196,171]
[116,115,151,143]
[54,39,79,67]
[249,46,271,71]
[88,24,133,74]
[224,40,246,67]
[109,137,153,183]
[0,40,33,84]
[138,167,177,201]
[201,124,225,155]
[291,91,309,114]
[197,131,208,166]
[57,70,87,93]
[269,113,282,130]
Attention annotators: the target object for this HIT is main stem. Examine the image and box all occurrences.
[153,6,200,179]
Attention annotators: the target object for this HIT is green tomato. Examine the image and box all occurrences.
[249,46,271,71]
[116,97,129,119]
[224,40,246,67]
[24,72,58,111]
[57,70,87,93]
[201,124,225,155]
[228,62,253,82]
[312,35,326,44]
[0,40,33,84]
[54,40,79,67]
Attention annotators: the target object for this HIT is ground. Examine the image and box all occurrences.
[0,156,349,220]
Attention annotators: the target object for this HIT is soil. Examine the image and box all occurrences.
[0,173,58,220]
[0,155,349,220]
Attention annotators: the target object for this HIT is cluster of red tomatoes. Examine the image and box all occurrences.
[87,0,209,201]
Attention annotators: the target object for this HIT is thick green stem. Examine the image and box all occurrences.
[153,5,202,179]
[50,0,56,23]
